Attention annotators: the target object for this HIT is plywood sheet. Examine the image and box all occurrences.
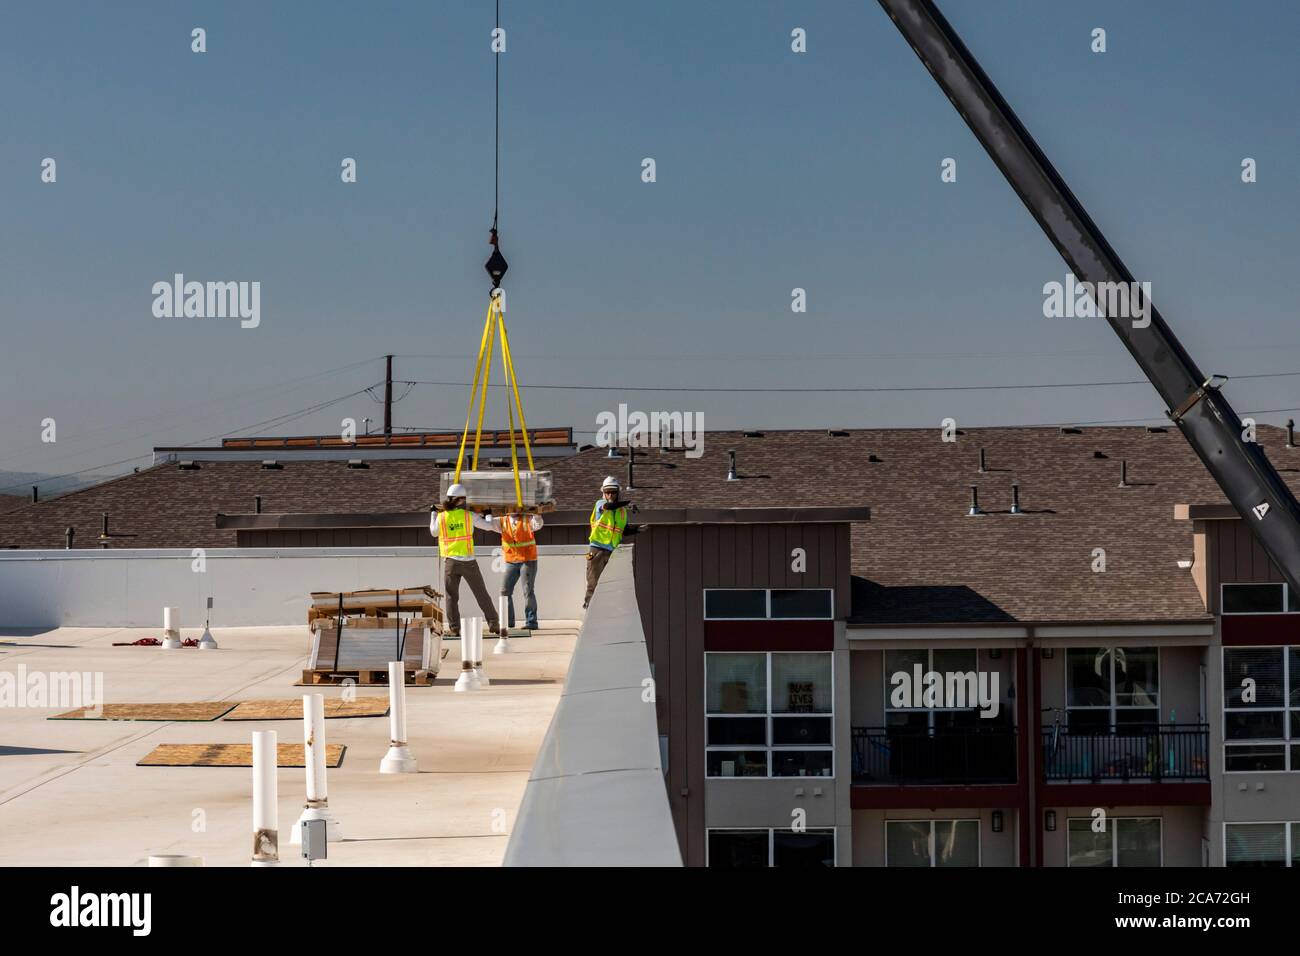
[50,702,235,722]
[137,743,346,767]
[223,697,389,721]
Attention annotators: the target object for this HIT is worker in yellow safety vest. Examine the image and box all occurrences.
[584,476,629,609]
[430,483,502,637]
[483,510,544,631]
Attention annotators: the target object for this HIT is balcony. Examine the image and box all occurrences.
[851,726,1018,785]
[1040,724,1209,782]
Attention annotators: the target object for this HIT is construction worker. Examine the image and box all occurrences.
[430,483,502,637]
[484,510,543,631]
[584,476,629,609]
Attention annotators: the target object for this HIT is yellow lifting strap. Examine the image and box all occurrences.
[453,294,535,509]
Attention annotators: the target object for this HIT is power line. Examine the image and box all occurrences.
[395,369,1300,395]
[1,385,380,496]
[0,355,384,472]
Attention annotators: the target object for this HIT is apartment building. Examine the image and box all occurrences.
[4,423,1297,867]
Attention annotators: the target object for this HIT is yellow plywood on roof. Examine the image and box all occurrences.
[222,697,389,721]
[137,743,346,768]
[50,702,235,721]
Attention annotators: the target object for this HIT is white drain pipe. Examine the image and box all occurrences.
[494,595,511,654]
[379,661,417,773]
[251,730,279,866]
[162,606,182,650]
[454,617,480,692]
[293,693,341,842]
[473,617,490,686]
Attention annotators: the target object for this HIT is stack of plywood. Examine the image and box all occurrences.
[304,586,445,684]
[307,586,444,632]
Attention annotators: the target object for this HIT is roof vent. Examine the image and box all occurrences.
[868,453,883,463]
[578,444,594,453]
[1092,450,1107,459]
[346,459,369,470]
[1119,460,1130,488]
[1059,427,1083,435]
[489,457,510,468]
[828,429,850,437]
[1010,482,1022,515]
[1146,426,1168,434]
[261,460,283,470]
[967,485,984,516]
[978,448,988,473]
[436,457,455,467]
[606,445,622,458]
[1287,419,1295,448]
[727,450,739,481]
[743,430,765,438]
[177,460,200,471]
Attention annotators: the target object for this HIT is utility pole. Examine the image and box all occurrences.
[383,354,393,436]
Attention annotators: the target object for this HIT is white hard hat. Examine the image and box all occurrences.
[601,476,621,491]
[447,483,468,498]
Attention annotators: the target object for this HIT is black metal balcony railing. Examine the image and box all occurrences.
[1040,724,1209,782]
[851,726,1018,785]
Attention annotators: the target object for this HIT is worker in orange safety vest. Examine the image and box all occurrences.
[483,510,544,630]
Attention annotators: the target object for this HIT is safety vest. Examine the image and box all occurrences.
[438,508,474,559]
[588,501,627,550]
[500,514,538,563]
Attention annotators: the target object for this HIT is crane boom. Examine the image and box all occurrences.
[877,0,1300,598]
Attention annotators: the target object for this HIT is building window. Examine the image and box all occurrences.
[707,828,835,867]
[1067,817,1162,867]
[1221,582,1289,615]
[703,588,833,620]
[706,652,833,778]
[1225,822,1300,867]
[885,820,980,867]
[884,648,984,730]
[1066,647,1159,730]
[1222,646,1299,772]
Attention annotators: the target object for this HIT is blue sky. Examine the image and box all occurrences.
[3,0,1299,484]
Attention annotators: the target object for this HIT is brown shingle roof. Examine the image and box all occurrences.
[5,426,1297,625]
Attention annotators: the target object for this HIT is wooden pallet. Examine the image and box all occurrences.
[462,501,556,515]
[297,668,436,687]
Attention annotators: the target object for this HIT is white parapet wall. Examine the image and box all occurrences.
[0,546,589,628]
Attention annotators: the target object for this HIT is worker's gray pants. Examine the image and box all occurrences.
[584,547,613,608]
[444,558,500,634]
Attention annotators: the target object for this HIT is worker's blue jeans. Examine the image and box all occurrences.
[501,560,539,629]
